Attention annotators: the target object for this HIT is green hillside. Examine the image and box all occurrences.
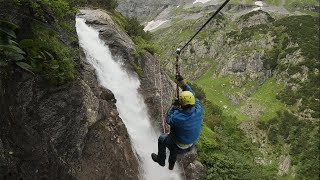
[151,6,319,179]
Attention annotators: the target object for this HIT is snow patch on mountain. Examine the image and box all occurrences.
[193,0,211,5]
[255,1,264,7]
[144,20,168,32]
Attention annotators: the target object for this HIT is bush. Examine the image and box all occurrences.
[263,48,280,70]
[260,110,320,178]
[0,20,33,73]
[85,0,118,10]
[132,36,157,57]
[20,25,75,85]
[188,82,206,101]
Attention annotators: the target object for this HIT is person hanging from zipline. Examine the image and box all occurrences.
[150,0,230,169]
[151,74,203,170]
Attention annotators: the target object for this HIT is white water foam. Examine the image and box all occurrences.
[76,17,182,180]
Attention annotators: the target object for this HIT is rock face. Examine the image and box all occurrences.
[178,147,206,180]
[117,0,181,21]
[0,7,139,180]
[0,52,140,180]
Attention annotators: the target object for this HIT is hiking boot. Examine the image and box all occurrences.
[151,153,165,166]
[168,162,175,170]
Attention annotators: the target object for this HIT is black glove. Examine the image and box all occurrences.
[175,75,186,87]
[175,75,184,82]
[172,98,180,106]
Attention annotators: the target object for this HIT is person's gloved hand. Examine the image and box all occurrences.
[176,75,184,82]
[175,75,186,87]
[172,98,180,106]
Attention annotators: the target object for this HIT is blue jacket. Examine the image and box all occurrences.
[166,84,203,144]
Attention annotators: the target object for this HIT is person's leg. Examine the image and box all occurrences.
[168,142,194,170]
[166,135,179,170]
[156,133,168,166]
[168,149,178,170]
[157,133,168,166]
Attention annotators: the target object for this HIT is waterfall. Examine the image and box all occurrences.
[76,17,182,180]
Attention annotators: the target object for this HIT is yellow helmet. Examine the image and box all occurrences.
[180,91,195,106]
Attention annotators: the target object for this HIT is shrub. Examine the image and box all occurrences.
[0,20,33,73]
[19,25,75,85]
[85,0,118,10]
[260,110,320,178]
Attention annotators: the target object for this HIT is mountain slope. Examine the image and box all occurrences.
[115,0,320,178]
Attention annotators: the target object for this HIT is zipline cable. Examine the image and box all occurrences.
[179,0,230,53]
[174,0,230,106]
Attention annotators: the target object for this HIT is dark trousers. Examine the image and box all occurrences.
[157,133,193,166]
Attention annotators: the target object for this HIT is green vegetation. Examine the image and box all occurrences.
[239,10,275,22]
[84,0,118,10]
[265,0,281,6]
[0,21,33,74]
[192,84,278,179]
[285,0,319,8]
[0,0,81,85]
[19,25,76,85]
[130,61,144,78]
[109,10,155,57]
[258,111,320,179]
[250,78,285,121]
[229,24,271,41]
[152,8,319,179]
[124,17,155,56]
[3,0,82,20]
[274,15,319,61]
[273,15,320,118]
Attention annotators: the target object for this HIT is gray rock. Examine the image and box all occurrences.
[0,7,139,180]
[116,0,182,21]
[185,160,207,180]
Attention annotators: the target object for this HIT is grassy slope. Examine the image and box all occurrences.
[196,69,286,121]
[249,78,285,121]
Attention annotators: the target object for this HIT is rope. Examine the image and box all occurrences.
[179,0,230,53]
[181,161,187,180]
[175,49,181,99]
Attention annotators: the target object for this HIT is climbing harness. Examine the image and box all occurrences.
[179,0,230,53]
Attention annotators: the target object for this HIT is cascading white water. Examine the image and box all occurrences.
[76,18,182,180]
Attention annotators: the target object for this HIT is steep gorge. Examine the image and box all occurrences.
[0,1,203,178]
[1,0,319,179]
[116,0,319,179]
[0,5,140,179]
[0,2,176,179]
